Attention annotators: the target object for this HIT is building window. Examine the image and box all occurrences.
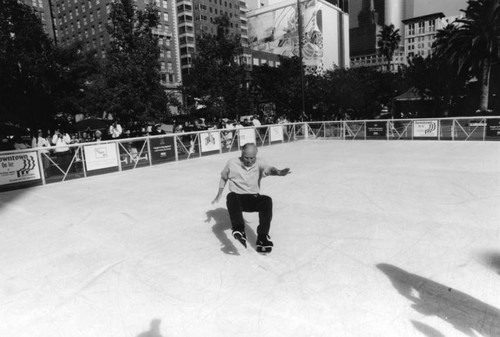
[167,62,172,72]
[163,12,169,21]
[161,61,166,71]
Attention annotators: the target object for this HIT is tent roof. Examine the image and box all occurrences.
[393,87,431,101]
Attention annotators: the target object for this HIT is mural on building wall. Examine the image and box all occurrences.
[248,0,324,68]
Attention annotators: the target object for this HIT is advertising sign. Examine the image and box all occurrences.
[486,119,500,137]
[84,143,118,171]
[366,122,387,138]
[239,128,256,147]
[149,136,175,162]
[0,152,41,185]
[413,120,438,138]
[200,132,221,153]
[270,125,284,142]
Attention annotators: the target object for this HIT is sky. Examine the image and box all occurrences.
[413,0,468,16]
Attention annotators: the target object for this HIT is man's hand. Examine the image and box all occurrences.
[212,193,222,204]
[278,168,291,176]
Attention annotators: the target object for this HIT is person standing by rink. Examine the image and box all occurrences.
[212,143,291,253]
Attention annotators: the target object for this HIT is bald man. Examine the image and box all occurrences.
[212,143,291,253]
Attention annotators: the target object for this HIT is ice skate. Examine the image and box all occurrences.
[256,234,273,253]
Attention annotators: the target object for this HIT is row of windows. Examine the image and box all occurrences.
[407,20,437,35]
[29,0,44,8]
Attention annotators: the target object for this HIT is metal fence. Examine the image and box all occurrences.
[1,117,499,191]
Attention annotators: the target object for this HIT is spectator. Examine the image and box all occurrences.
[151,124,165,135]
[13,136,30,150]
[32,130,51,176]
[94,130,104,143]
[32,129,50,149]
[252,116,261,127]
[109,121,123,138]
[52,130,72,171]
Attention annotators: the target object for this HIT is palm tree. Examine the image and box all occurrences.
[377,24,401,72]
[434,0,500,113]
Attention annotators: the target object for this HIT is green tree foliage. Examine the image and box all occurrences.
[377,24,401,72]
[404,55,468,116]
[99,0,176,122]
[433,0,500,112]
[253,60,406,121]
[51,42,101,117]
[0,0,56,128]
[185,15,252,119]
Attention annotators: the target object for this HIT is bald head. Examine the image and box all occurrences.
[241,143,257,167]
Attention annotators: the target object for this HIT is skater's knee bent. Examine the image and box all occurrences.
[259,195,273,208]
[226,192,240,208]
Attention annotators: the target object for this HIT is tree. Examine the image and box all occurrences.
[377,24,401,72]
[51,42,101,117]
[185,15,252,119]
[0,0,56,129]
[433,0,500,113]
[100,0,176,122]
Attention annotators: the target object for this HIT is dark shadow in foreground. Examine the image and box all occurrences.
[411,320,445,337]
[136,319,164,337]
[479,251,500,275]
[206,208,258,255]
[377,263,500,337]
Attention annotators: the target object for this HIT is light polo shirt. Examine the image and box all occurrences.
[221,157,272,194]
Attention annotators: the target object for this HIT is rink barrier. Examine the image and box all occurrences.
[1,116,499,191]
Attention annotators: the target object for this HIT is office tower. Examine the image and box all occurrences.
[177,0,250,75]
[51,0,182,89]
[22,0,56,40]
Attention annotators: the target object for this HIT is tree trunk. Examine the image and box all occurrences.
[479,57,492,113]
[387,58,391,72]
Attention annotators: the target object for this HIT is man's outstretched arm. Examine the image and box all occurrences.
[268,167,292,176]
[212,177,228,204]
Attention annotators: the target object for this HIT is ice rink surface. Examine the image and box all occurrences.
[1,140,500,337]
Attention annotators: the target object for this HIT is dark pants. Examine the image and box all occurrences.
[226,192,273,235]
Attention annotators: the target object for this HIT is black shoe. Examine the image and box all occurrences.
[233,230,247,248]
[256,234,273,253]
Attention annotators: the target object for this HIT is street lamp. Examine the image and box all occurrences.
[296,0,306,120]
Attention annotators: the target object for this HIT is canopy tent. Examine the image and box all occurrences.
[393,87,431,101]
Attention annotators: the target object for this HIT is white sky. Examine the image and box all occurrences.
[413,0,468,16]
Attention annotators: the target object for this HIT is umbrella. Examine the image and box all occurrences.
[74,118,109,132]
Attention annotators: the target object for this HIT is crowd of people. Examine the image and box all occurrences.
[1,114,294,152]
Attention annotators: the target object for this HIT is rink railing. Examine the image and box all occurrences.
[1,116,500,191]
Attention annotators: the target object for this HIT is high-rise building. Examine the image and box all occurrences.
[403,12,465,60]
[51,0,182,89]
[246,0,350,70]
[349,0,414,71]
[176,0,250,76]
[22,0,56,40]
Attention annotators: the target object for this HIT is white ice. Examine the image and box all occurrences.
[1,140,500,337]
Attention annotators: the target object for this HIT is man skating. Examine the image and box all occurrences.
[212,143,291,253]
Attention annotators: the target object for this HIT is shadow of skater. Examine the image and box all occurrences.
[136,319,164,337]
[480,251,500,275]
[206,208,258,254]
[377,264,500,337]
[411,320,445,337]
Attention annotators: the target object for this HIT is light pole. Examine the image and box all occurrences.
[296,0,306,120]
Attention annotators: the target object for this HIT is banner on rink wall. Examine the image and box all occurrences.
[413,120,438,138]
[486,119,500,138]
[0,152,41,185]
[239,128,256,147]
[270,125,284,142]
[200,132,221,153]
[84,143,118,171]
[149,137,175,162]
[366,122,387,138]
